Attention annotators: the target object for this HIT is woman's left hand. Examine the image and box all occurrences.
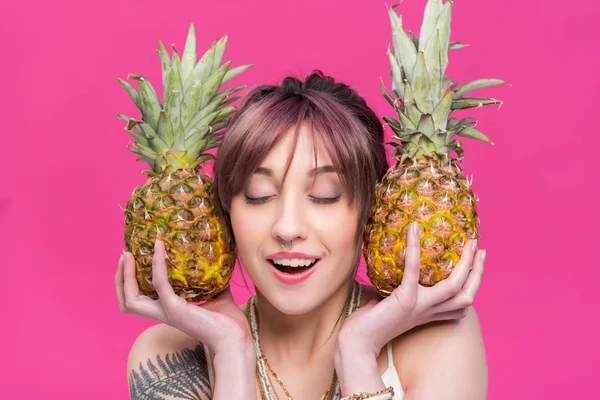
[337,221,486,357]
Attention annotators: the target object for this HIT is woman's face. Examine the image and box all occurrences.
[230,124,361,314]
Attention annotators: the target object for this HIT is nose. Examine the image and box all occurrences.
[271,194,307,246]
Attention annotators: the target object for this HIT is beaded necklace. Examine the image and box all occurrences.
[246,282,362,400]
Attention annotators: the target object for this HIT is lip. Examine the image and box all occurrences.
[267,252,322,260]
[268,259,319,285]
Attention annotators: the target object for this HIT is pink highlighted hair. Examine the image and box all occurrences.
[214,71,389,248]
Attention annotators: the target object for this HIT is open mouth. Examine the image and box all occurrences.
[268,259,319,274]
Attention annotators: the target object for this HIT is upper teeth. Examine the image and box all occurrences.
[271,258,317,267]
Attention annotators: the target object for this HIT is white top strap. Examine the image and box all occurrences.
[386,341,394,368]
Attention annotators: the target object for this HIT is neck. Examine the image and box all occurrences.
[253,279,356,364]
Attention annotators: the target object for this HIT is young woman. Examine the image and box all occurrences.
[116,71,487,400]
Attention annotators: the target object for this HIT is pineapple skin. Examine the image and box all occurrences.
[124,168,235,302]
[363,157,479,297]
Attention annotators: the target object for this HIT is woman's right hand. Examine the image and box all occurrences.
[115,239,254,356]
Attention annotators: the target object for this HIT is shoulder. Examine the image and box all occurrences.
[391,306,488,399]
[127,323,213,400]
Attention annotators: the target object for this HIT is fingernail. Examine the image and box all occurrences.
[154,239,160,251]
[119,254,124,263]
[472,239,478,252]
[412,222,419,235]
[481,249,487,262]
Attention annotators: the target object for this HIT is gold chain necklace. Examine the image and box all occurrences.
[260,349,338,400]
[247,282,361,400]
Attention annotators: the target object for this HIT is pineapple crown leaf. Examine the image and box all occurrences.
[453,79,510,99]
[119,24,252,175]
[384,0,505,164]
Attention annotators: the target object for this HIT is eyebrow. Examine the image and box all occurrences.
[254,165,337,177]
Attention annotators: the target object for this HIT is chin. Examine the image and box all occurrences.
[268,290,323,315]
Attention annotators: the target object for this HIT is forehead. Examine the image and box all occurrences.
[257,124,335,175]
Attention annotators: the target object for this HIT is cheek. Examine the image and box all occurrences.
[229,198,267,251]
[316,206,360,250]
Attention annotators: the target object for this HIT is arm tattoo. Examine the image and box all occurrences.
[128,344,212,400]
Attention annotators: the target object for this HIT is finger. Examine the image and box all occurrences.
[122,251,166,321]
[429,249,486,314]
[461,249,485,304]
[122,251,142,299]
[395,222,420,309]
[434,239,478,300]
[152,239,189,322]
[115,252,127,313]
[151,239,176,300]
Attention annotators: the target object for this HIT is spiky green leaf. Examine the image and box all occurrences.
[130,74,162,131]
[408,30,419,50]
[451,97,502,110]
[118,79,140,109]
[449,42,469,50]
[382,79,400,110]
[126,129,148,146]
[436,1,452,77]
[181,24,197,82]
[157,110,174,146]
[441,76,454,93]
[389,8,417,82]
[196,154,215,164]
[383,116,402,133]
[387,48,405,99]
[412,52,434,114]
[117,113,131,123]
[198,61,231,110]
[398,109,417,132]
[164,54,183,133]
[129,142,159,161]
[418,0,443,52]
[186,107,235,141]
[184,91,231,135]
[423,29,442,100]
[136,120,158,139]
[212,35,227,72]
[209,118,229,134]
[183,42,215,94]
[453,79,509,98]
[180,80,203,129]
[456,125,493,143]
[223,64,253,85]
[183,139,209,162]
[432,90,453,130]
[447,117,477,130]
[220,95,243,107]
[417,114,435,137]
[157,41,171,88]
[402,80,421,125]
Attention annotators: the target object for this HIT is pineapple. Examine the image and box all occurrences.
[118,24,252,302]
[363,0,507,296]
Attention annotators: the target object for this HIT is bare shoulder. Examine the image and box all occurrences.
[392,306,488,399]
[127,323,212,400]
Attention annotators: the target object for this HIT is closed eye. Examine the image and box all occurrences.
[244,195,272,205]
[244,195,341,205]
[309,196,341,204]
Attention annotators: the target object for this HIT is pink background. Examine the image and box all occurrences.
[1,0,598,398]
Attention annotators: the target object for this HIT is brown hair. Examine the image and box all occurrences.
[214,71,388,254]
